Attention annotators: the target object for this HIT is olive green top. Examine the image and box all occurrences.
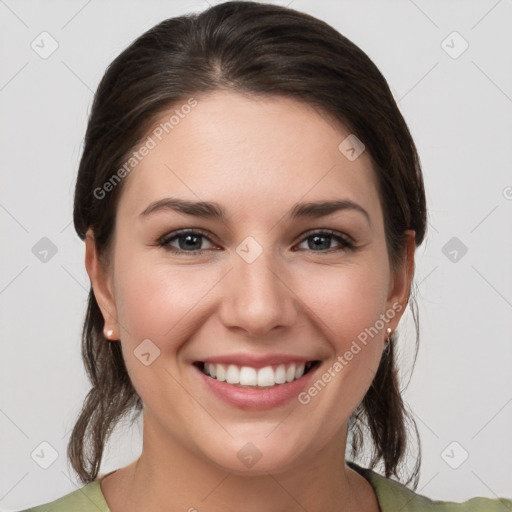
[17,461,512,511]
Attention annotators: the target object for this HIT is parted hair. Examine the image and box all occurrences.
[70,0,426,488]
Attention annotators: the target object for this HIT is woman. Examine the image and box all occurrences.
[18,1,511,510]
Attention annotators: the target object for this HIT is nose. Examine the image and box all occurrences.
[219,245,298,338]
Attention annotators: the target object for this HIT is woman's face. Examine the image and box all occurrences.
[87,90,414,474]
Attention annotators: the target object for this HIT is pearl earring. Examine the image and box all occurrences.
[106,329,114,338]
[386,327,392,344]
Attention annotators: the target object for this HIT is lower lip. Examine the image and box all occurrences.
[194,363,319,410]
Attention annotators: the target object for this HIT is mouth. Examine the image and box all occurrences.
[193,360,321,389]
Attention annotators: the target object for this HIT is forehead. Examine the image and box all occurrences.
[117,90,381,223]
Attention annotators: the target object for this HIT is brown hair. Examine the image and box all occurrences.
[70,0,426,489]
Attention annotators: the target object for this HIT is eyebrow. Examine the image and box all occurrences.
[140,197,371,225]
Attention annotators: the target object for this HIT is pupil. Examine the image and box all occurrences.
[310,235,330,251]
[180,234,201,250]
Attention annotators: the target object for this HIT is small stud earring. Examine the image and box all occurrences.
[106,329,114,338]
[386,327,392,344]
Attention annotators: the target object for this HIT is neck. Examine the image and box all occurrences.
[100,412,376,512]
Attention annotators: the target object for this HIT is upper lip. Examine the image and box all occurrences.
[195,353,318,369]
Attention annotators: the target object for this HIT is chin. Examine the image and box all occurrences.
[198,435,311,476]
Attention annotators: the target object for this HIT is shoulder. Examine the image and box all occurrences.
[348,461,512,512]
[14,480,109,512]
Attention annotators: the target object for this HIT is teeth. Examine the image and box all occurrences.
[202,361,311,387]
[257,366,275,387]
[226,364,239,384]
[285,364,295,382]
[295,362,305,380]
[239,366,257,385]
[215,363,225,381]
[275,364,287,384]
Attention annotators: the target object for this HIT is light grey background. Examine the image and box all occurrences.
[1,0,511,509]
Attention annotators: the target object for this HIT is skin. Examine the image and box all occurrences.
[86,90,415,512]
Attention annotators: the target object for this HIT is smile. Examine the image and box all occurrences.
[195,361,319,388]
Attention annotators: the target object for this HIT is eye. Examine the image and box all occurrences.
[295,229,355,252]
[158,229,218,254]
[158,228,355,255]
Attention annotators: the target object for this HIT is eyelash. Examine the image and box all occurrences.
[157,228,356,255]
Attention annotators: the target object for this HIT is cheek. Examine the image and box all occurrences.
[295,261,390,412]
[114,260,217,344]
[296,256,391,406]
[112,260,220,406]
[301,259,390,345]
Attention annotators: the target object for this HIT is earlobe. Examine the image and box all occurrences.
[84,229,119,335]
[386,229,416,330]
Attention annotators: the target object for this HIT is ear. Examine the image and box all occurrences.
[85,229,119,338]
[385,229,416,332]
